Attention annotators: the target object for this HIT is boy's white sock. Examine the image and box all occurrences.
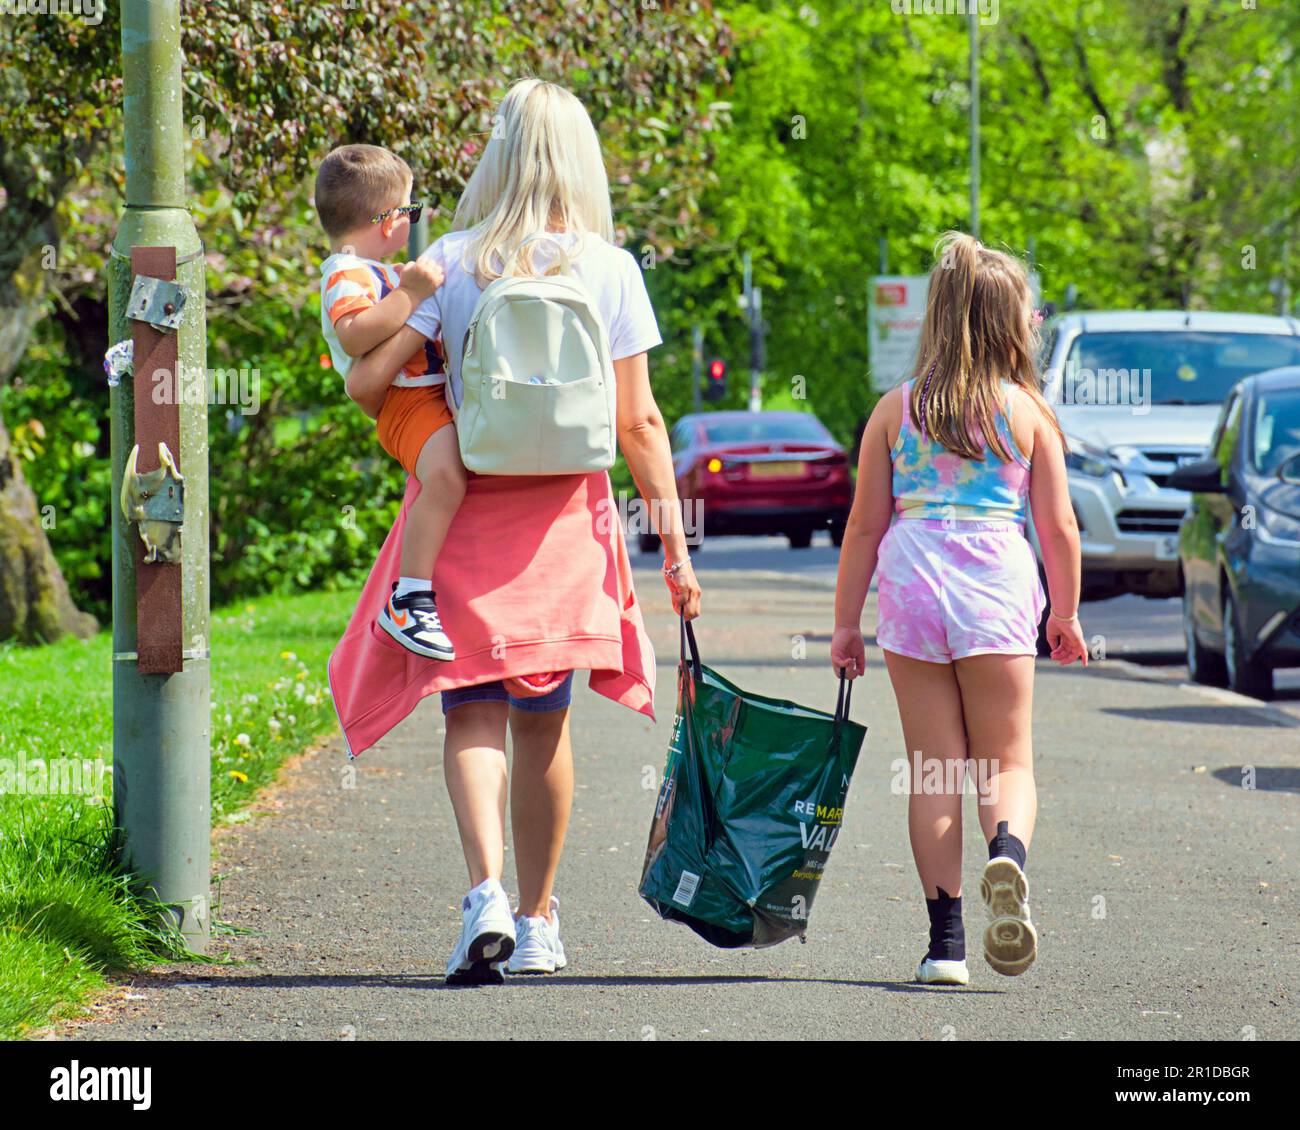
[394,575,432,598]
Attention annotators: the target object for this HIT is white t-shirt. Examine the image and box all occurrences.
[406,228,662,408]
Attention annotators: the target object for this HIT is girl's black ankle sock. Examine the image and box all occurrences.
[988,819,1027,870]
[925,886,965,961]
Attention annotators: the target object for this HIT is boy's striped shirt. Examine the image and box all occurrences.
[319,251,444,385]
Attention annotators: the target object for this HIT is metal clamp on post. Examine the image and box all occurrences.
[120,441,185,564]
[127,274,187,332]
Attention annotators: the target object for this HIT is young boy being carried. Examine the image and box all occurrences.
[315,143,464,660]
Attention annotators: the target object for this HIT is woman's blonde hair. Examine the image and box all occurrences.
[452,78,615,285]
[910,231,1064,462]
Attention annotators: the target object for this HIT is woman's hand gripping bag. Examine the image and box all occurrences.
[639,617,866,948]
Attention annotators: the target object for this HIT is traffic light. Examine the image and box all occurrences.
[704,358,727,401]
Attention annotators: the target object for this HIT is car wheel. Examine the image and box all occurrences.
[829,518,846,548]
[788,528,813,550]
[1183,584,1227,687]
[1223,591,1273,700]
[637,532,660,554]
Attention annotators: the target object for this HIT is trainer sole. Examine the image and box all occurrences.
[445,961,506,987]
[468,930,514,965]
[446,930,515,987]
[980,857,1037,977]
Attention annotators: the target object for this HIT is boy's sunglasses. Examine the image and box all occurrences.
[370,201,424,225]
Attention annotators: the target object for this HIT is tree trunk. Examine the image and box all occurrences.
[0,228,100,644]
[0,404,98,643]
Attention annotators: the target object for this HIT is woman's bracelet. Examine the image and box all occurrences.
[1049,609,1079,622]
[663,558,691,578]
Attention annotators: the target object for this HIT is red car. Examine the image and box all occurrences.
[638,411,853,552]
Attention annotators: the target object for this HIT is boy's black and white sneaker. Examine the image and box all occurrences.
[378,583,455,660]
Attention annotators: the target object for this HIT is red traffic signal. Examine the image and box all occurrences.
[704,358,727,401]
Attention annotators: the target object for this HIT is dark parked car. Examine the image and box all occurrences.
[639,411,852,552]
[1171,367,1300,699]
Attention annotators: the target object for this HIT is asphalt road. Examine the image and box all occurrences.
[56,553,1299,1041]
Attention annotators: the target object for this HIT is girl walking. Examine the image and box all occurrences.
[831,232,1087,985]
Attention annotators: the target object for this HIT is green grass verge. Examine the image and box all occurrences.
[0,587,358,1038]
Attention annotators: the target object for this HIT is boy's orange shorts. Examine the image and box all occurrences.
[375,383,455,476]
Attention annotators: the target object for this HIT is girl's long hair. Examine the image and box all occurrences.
[910,231,1064,462]
[451,78,615,285]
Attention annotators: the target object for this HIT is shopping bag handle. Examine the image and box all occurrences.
[834,667,853,726]
[679,611,702,682]
[682,612,851,722]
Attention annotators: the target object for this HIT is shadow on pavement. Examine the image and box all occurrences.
[1100,704,1295,728]
[1211,766,1300,794]
[490,974,1000,994]
[113,969,1003,994]
[1104,650,1184,666]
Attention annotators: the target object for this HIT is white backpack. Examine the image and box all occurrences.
[451,233,617,475]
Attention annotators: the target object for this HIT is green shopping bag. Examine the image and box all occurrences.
[639,615,867,948]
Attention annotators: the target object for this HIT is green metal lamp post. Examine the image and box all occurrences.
[107,0,211,952]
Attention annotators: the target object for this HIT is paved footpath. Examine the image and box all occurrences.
[55,570,1298,1041]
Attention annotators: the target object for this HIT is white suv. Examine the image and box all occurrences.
[1032,311,1300,601]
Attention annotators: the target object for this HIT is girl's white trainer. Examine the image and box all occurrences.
[915,957,970,985]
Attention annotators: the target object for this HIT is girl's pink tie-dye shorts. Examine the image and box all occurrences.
[875,518,1046,663]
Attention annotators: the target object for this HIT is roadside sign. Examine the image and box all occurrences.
[868,275,928,390]
[868,270,1042,391]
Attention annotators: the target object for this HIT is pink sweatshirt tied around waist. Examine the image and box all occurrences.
[327,470,658,759]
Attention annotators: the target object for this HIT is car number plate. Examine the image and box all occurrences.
[748,461,806,478]
[1153,534,1180,561]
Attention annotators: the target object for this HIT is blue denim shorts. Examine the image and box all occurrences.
[440,672,575,716]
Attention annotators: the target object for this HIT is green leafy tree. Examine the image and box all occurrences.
[0,0,729,641]
[645,0,1298,455]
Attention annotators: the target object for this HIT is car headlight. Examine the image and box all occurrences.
[1255,504,1300,548]
[1064,436,1123,481]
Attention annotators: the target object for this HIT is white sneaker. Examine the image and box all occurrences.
[506,896,568,975]
[445,878,516,986]
[980,856,1038,977]
[915,957,970,985]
